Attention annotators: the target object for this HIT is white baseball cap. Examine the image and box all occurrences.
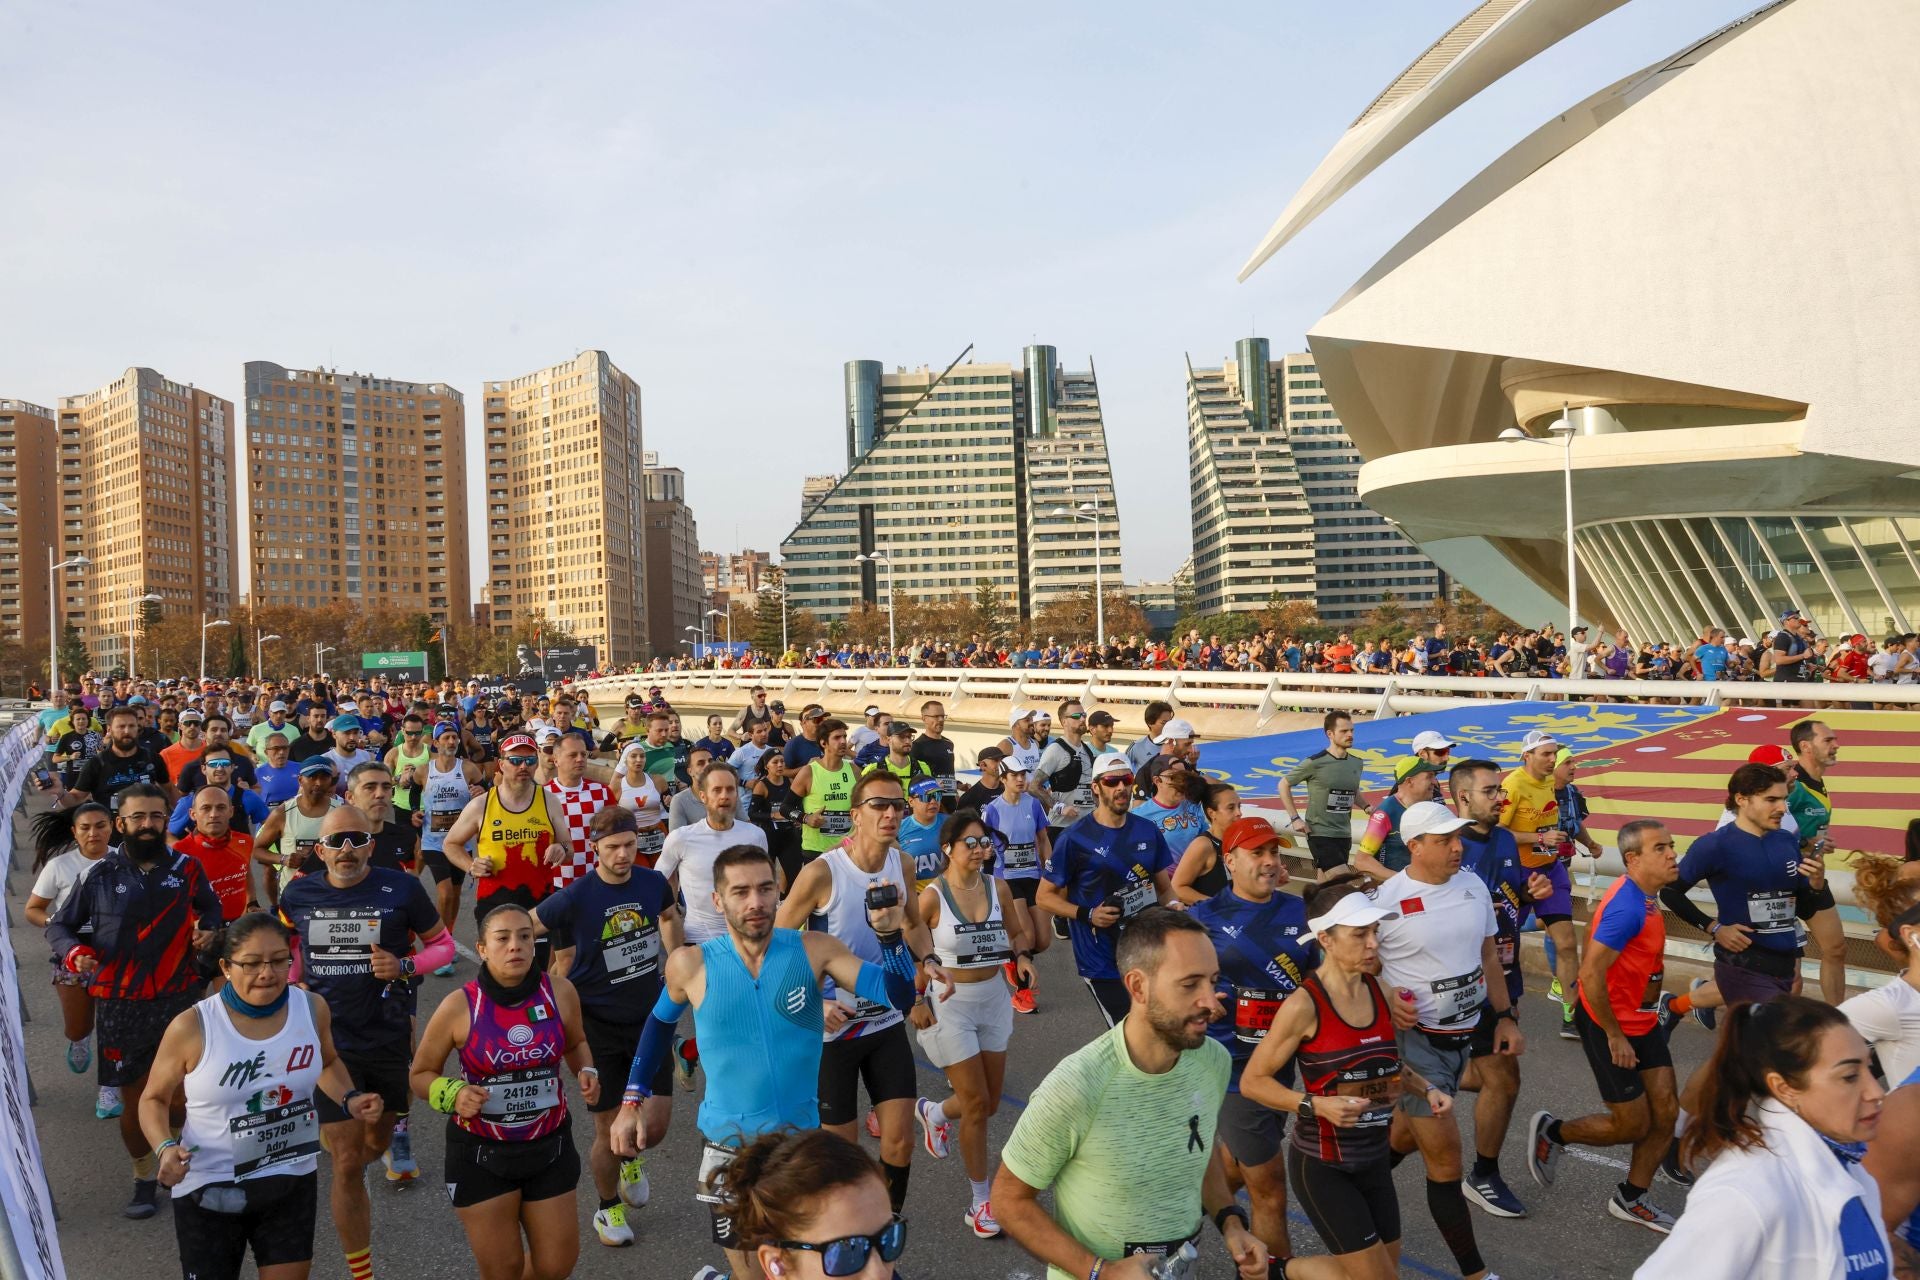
[1090,751,1134,779]
[1008,706,1032,727]
[1399,800,1472,842]
[1518,729,1560,755]
[1153,717,1198,744]
[1410,730,1454,753]
[1308,892,1401,936]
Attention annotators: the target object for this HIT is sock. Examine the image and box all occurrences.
[132,1151,157,1181]
[882,1160,910,1215]
[1674,1108,1690,1139]
[1545,1119,1565,1146]
[345,1247,373,1280]
[1470,1153,1499,1180]
[1425,1179,1485,1277]
[1619,1179,1648,1201]
[1669,993,1693,1016]
[970,1178,990,1209]
[941,1097,961,1121]
[600,1196,619,1211]
[679,1036,699,1064]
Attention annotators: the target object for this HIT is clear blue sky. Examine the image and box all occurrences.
[0,0,1756,590]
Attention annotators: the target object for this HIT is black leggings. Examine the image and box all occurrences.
[1285,1145,1400,1257]
[1085,978,1130,1028]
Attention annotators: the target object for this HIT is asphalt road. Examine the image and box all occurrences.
[11,869,1714,1280]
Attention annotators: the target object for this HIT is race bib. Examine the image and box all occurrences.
[605,927,663,980]
[1428,968,1486,1030]
[1001,841,1038,873]
[1749,890,1796,931]
[1327,788,1355,815]
[229,1098,319,1178]
[949,920,1013,967]
[636,828,665,856]
[429,809,459,833]
[1233,988,1286,1044]
[1640,969,1666,1013]
[936,774,957,799]
[695,1141,735,1205]
[479,1067,560,1125]
[821,811,852,837]
[1333,1069,1402,1123]
[305,909,382,974]
[1116,878,1157,919]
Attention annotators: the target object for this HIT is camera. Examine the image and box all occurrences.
[865,882,901,912]
[1099,891,1126,918]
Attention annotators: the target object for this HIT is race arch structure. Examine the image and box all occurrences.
[1245,0,1920,644]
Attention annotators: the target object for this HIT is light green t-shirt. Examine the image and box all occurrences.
[1286,749,1364,839]
[246,720,299,756]
[1000,1022,1230,1276]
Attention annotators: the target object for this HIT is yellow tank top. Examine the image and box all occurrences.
[480,783,557,899]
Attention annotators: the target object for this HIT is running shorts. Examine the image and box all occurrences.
[1084,977,1131,1028]
[818,1023,918,1126]
[1307,835,1352,873]
[1469,999,1519,1060]
[582,1009,673,1114]
[1396,1029,1471,1118]
[96,991,198,1088]
[317,1040,412,1125]
[172,1172,317,1278]
[442,1120,580,1209]
[1534,859,1573,922]
[1573,1001,1672,1104]
[1286,1146,1399,1255]
[421,845,467,887]
[1799,883,1837,917]
[1006,877,1039,906]
[915,975,1012,1068]
[1218,1090,1287,1166]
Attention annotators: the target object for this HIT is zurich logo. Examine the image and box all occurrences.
[506,1024,534,1046]
[783,986,807,1016]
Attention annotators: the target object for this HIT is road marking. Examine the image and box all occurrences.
[1564,1145,1632,1171]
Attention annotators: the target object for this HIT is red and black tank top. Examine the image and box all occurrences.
[1292,973,1401,1170]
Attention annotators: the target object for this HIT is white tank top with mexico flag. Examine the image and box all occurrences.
[173,989,324,1196]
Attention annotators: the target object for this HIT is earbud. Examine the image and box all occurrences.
[768,1265,782,1277]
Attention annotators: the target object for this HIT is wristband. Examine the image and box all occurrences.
[1213,1203,1250,1235]
[1087,1260,1102,1280]
[1016,950,1034,961]
[579,1067,599,1077]
[873,928,904,948]
[1497,1007,1518,1022]
[63,945,97,974]
[156,1138,181,1153]
[341,1089,365,1109]
[428,1076,465,1115]
[1074,903,1087,923]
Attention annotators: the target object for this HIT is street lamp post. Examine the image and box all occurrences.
[315,643,335,675]
[200,613,231,684]
[257,631,282,679]
[706,608,728,657]
[47,550,90,696]
[127,590,164,681]
[1499,405,1579,636]
[853,551,895,661]
[1050,501,1107,649]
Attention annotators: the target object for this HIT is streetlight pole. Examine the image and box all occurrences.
[1050,502,1106,649]
[854,551,895,661]
[316,643,335,675]
[127,590,163,681]
[705,609,728,661]
[1498,404,1579,635]
[200,614,231,684]
[47,550,90,696]
[257,631,282,679]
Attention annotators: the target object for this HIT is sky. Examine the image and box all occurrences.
[0,0,1761,591]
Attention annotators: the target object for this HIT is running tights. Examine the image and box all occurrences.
[1426,1178,1484,1277]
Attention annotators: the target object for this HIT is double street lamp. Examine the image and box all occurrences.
[853,551,895,659]
[1498,406,1580,638]
[315,643,335,675]
[200,613,231,684]
[126,590,164,681]
[257,632,282,679]
[1050,500,1107,649]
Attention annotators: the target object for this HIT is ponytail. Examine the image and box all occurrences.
[1679,996,1847,1171]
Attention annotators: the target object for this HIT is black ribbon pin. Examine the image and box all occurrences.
[1187,1114,1203,1153]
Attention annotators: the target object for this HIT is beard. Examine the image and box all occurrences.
[1144,993,1212,1052]
[122,829,167,865]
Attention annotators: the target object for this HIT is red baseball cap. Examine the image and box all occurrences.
[1223,816,1282,854]
[501,733,538,755]
[1748,744,1792,767]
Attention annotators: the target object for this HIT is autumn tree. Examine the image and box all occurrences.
[1258,594,1323,640]
[1031,587,1151,645]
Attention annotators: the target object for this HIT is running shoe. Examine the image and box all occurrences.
[1526,1111,1562,1188]
[432,961,455,977]
[594,1204,635,1247]
[1608,1188,1676,1234]
[620,1155,651,1208]
[691,1268,727,1280]
[123,1179,159,1220]
[95,1085,123,1120]
[1010,987,1037,1015]
[675,1035,699,1086]
[1051,915,1069,941]
[1689,977,1717,1032]
[65,1038,90,1075]
[383,1117,418,1183]
[1548,978,1566,1005]
[1463,1170,1528,1218]
[965,1199,1002,1238]
[1659,1144,1695,1188]
[915,1097,953,1159]
[1559,1004,1578,1041]
[1655,992,1680,1036]
[864,1109,881,1139]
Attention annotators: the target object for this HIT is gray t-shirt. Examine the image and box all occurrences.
[1285,749,1364,839]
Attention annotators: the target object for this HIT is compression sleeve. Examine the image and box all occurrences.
[856,937,920,1012]
[1659,883,1714,932]
[413,930,456,972]
[624,991,689,1103]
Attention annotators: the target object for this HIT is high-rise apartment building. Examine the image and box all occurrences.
[243,363,471,623]
[1187,341,1439,621]
[58,368,236,671]
[782,345,1122,623]
[702,548,770,609]
[0,400,60,653]
[643,456,704,659]
[483,351,646,664]
[800,475,838,522]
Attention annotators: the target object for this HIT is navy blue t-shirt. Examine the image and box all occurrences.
[1188,888,1316,1089]
[1458,823,1535,1001]
[278,867,440,1052]
[1673,824,1808,953]
[535,867,674,1020]
[1043,813,1175,981]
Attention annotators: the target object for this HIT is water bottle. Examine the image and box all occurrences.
[1146,1242,1199,1279]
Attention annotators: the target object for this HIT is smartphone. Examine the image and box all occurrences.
[31,769,52,789]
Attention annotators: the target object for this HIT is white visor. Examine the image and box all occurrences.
[1308,893,1401,936]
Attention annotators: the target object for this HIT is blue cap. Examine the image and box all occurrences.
[1778,607,1801,622]
[327,714,361,732]
[908,778,941,800]
[298,758,337,778]
[433,721,461,737]
[127,695,148,706]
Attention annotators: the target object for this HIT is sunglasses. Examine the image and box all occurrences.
[776,1217,908,1277]
[857,798,907,813]
[503,755,538,767]
[1097,774,1134,788]
[953,835,993,850]
[318,833,373,852]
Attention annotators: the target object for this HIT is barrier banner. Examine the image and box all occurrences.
[0,720,67,1277]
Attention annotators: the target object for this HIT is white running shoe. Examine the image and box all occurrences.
[95,1085,123,1119]
[619,1155,651,1208]
[593,1204,635,1247]
[965,1200,1002,1238]
[915,1097,953,1159]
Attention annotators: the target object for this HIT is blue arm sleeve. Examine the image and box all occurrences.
[624,991,689,1102]
[855,937,921,1012]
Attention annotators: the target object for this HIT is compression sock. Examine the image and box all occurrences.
[1470,1153,1499,1180]
[1668,993,1693,1016]
[1674,1108,1690,1138]
[345,1247,373,1280]
[1619,1179,1649,1201]
[1426,1179,1485,1277]
[882,1160,910,1214]
[131,1151,157,1181]
[970,1178,991,1209]
[1544,1119,1566,1146]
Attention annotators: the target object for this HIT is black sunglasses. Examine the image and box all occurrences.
[776,1217,908,1277]
[857,798,907,813]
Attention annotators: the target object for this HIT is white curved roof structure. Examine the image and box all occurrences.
[1236,0,1628,281]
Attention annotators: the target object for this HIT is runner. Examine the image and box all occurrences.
[910,699,957,811]
[411,904,596,1280]
[1372,799,1516,1280]
[277,806,453,1269]
[1187,816,1326,1273]
[57,704,175,812]
[1281,711,1369,873]
[245,699,299,756]
[610,843,942,1280]
[1789,720,1849,1004]
[1526,818,1681,1234]
[610,740,669,865]
[25,804,114,1090]
[543,735,614,892]
[1171,781,1241,904]
[874,719,932,794]
[702,1128,909,1280]
[898,778,946,892]
[141,914,381,1280]
[322,713,376,790]
[166,750,268,837]
[789,717,855,866]
[984,757,1054,1012]
[1242,872,1433,1280]
[420,721,486,967]
[172,786,258,938]
[775,769,948,1216]
[254,759,343,889]
[915,807,1034,1238]
[345,762,420,875]
[746,748,803,890]
[45,783,223,1218]
[994,909,1270,1280]
[1032,697,1098,844]
[1841,855,1920,1087]
[288,706,336,763]
[442,734,573,970]
[1000,707,1044,774]
[534,805,682,1248]
[1035,752,1178,1025]
[657,762,769,946]
[384,713,433,814]
[1500,729,1582,1042]
[726,717,776,787]
[1132,755,1208,849]
[1352,758,1437,882]
[955,745,1006,813]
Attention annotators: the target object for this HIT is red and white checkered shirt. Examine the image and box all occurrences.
[544,777,613,889]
